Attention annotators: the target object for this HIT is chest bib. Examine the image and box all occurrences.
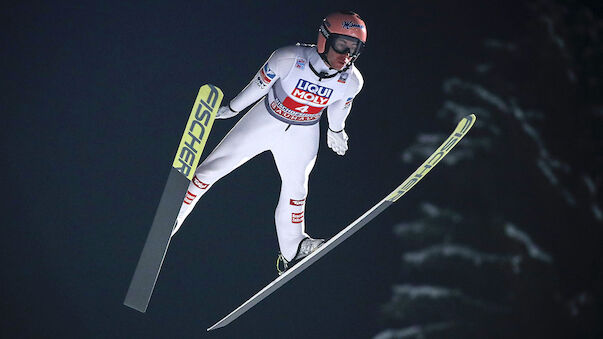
[265,54,350,125]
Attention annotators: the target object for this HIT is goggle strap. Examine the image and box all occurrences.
[319,24,330,39]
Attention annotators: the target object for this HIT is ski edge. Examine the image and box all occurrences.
[385,113,476,202]
[206,113,477,330]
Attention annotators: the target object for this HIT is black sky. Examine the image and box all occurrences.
[3,1,599,338]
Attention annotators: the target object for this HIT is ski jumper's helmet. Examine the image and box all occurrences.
[317,11,367,59]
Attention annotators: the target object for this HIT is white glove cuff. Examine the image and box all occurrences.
[228,103,239,114]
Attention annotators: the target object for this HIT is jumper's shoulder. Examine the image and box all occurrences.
[271,45,305,61]
[294,42,319,58]
[267,45,303,76]
[347,65,364,95]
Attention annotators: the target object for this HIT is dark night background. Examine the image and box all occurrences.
[3,1,602,338]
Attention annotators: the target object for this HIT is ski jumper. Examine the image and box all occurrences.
[173,44,363,261]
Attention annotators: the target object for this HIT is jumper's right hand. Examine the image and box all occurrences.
[216,105,239,119]
[327,128,349,156]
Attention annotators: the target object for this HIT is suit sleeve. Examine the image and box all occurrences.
[326,69,364,132]
[229,46,297,112]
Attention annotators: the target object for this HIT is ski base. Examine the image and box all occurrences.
[124,84,223,313]
[124,168,190,312]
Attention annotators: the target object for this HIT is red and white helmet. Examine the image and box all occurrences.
[317,11,367,57]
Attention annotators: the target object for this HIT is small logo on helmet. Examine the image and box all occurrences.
[342,21,364,30]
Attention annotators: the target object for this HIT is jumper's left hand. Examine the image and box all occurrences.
[216,105,239,119]
[327,128,349,156]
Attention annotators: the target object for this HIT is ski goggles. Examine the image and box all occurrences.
[328,34,364,57]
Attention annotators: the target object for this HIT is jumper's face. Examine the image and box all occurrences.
[326,46,352,70]
[325,36,360,70]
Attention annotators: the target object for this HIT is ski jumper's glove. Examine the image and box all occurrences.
[216,105,239,119]
[327,128,349,156]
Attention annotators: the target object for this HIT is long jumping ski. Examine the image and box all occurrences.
[124,84,223,313]
[207,113,476,331]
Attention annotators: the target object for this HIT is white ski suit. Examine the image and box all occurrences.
[173,44,363,261]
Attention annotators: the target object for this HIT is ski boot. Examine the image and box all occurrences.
[276,237,325,275]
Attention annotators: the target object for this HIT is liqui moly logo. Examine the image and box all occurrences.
[292,79,333,105]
